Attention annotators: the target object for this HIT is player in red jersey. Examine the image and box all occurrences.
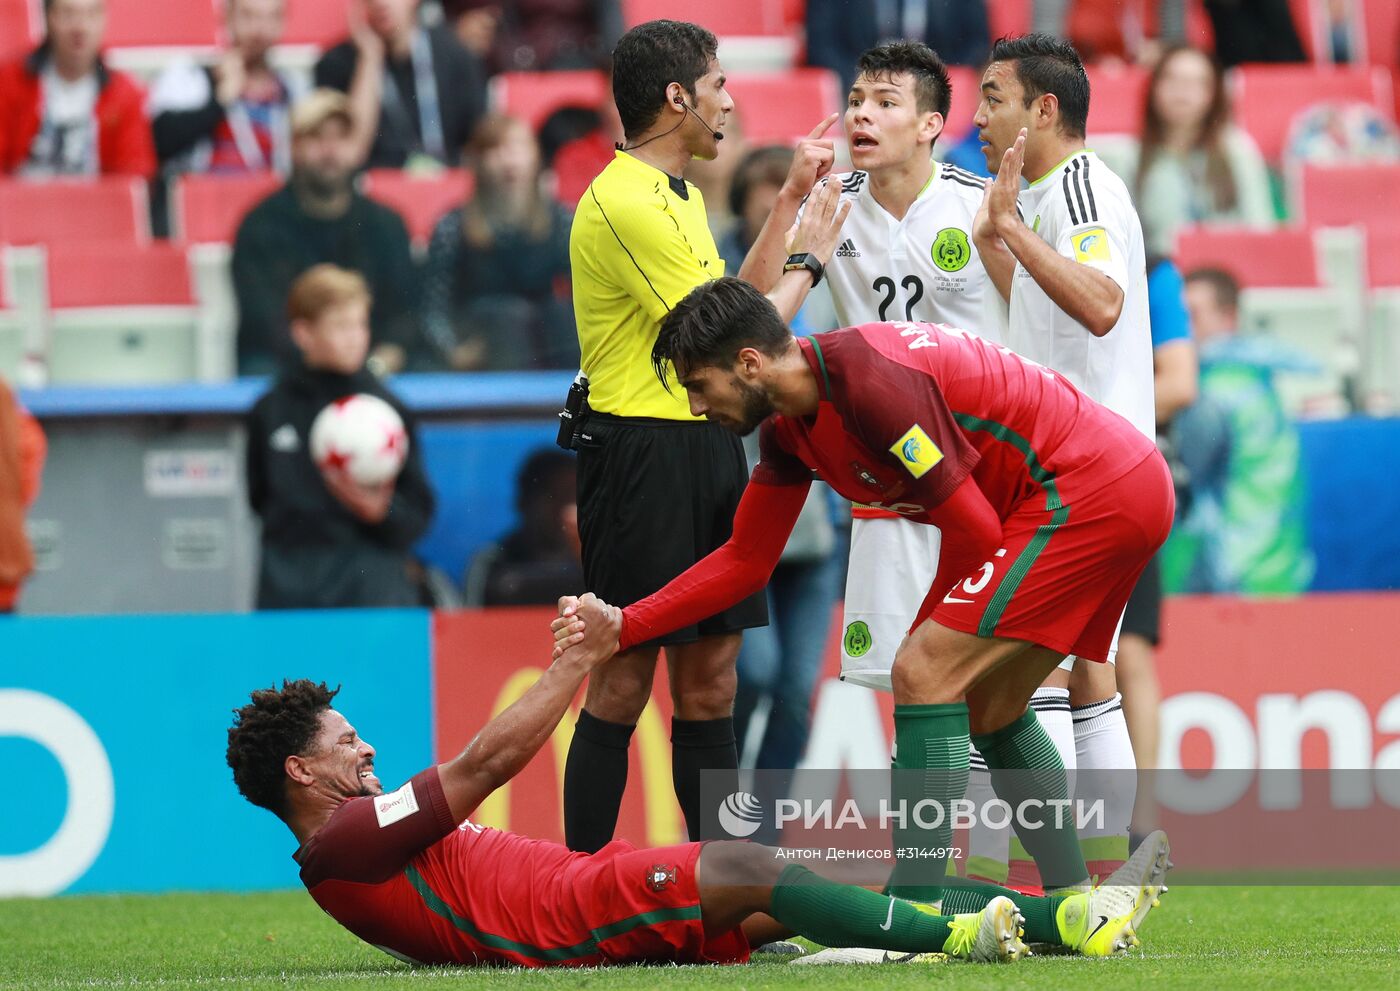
[228,661,1069,969]
[552,275,1174,931]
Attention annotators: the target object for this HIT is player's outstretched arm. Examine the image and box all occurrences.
[435,623,605,823]
[551,478,810,657]
[737,114,839,293]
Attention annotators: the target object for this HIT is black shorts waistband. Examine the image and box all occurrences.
[586,411,713,428]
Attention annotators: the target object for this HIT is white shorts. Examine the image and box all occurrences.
[840,515,941,692]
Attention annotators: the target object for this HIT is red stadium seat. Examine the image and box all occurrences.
[945,65,981,143]
[1298,163,1400,235]
[725,69,843,146]
[491,71,609,133]
[1367,229,1400,288]
[45,243,193,308]
[0,177,148,246]
[102,0,218,49]
[1231,64,1396,162]
[280,0,349,48]
[363,168,476,245]
[987,0,1032,41]
[1173,226,1320,287]
[171,172,282,245]
[622,0,789,35]
[1085,63,1149,135]
[0,0,36,65]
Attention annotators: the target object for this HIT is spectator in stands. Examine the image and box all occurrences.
[315,0,487,170]
[246,264,435,610]
[421,114,577,370]
[806,0,989,92]
[233,90,421,376]
[0,378,45,615]
[1127,45,1275,257]
[148,0,301,177]
[1203,0,1306,67]
[0,0,154,176]
[1165,267,1316,595]
[444,0,622,74]
[463,448,584,606]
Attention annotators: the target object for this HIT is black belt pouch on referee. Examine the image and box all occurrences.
[574,411,769,645]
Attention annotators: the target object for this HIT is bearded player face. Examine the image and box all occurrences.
[677,361,775,436]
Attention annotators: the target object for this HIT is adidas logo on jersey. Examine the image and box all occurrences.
[835,238,860,258]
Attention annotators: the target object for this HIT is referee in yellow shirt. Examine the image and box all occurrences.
[563,19,846,852]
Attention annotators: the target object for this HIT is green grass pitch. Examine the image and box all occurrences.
[4,885,1399,990]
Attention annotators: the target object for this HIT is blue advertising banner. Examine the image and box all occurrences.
[0,610,433,894]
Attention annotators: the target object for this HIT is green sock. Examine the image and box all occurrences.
[887,702,970,902]
[770,865,959,952]
[973,708,1089,890]
[936,875,1068,946]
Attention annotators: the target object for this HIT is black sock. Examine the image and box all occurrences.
[563,709,635,853]
[671,716,738,841]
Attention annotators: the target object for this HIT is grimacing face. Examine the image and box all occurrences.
[676,358,774,435]
[298,709,382,801]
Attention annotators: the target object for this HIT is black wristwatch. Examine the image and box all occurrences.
[783,252,825,287]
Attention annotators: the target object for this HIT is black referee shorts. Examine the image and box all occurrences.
[576,412,768,647]
[1120,552,1163,646]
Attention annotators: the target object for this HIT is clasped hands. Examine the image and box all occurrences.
[550,593,623,668]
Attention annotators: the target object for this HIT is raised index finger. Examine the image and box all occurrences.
[806,112,840,140]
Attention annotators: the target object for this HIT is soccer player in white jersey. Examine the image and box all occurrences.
[970,33,1153,888]
[740,41,994,692]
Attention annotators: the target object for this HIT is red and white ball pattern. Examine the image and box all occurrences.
[309,393,409,486]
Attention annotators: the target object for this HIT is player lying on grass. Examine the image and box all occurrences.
[224,661,1162,967]
[551,268,1173,940]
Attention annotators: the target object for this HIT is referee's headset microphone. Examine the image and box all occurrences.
[616,93,724,151]
[674,94,724,141]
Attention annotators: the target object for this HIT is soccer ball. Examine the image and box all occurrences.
[309,393,409,486]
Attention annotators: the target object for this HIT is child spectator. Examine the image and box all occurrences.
[245,264,435,609]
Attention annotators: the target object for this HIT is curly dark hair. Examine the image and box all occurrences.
[855,42,953,122]
[988,34,1090,139]
[227,680,339,819]
[611,20,718,141]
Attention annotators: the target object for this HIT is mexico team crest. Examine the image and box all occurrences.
[646,864,677,892]
[844,620,873,657]
[931,228,971,272]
